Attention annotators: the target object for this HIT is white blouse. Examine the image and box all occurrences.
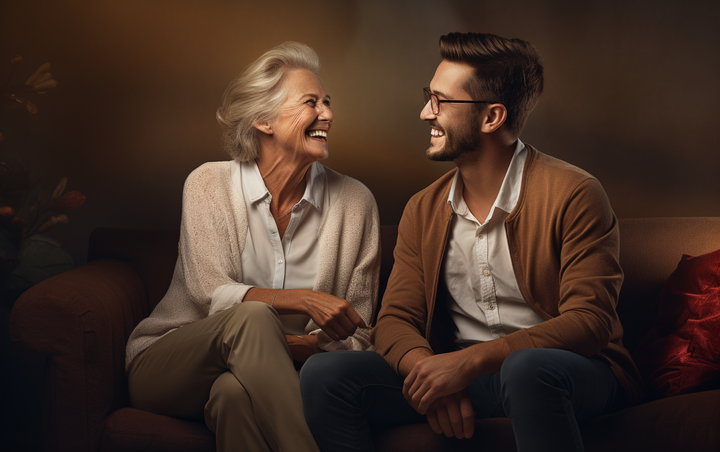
[235,160,339,334]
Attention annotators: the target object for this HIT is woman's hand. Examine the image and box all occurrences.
[286,334,322,362]
[244,287,367,341]
[295,289,367,341]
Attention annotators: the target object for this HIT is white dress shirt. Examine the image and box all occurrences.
[444,139,545,347]
[233,160,339,335]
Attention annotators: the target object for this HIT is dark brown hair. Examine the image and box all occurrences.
[439,32,544,138]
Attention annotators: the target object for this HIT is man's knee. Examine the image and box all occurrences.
[301,351,382,395]
[500,349,573,396]
[300,350,397,415]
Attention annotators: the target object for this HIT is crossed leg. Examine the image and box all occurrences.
[129,301,320,452]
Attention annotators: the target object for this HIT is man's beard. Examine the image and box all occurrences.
[426,118,481,162]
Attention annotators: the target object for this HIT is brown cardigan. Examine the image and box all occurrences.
[372,145,643,404]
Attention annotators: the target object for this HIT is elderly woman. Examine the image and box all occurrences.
[125,42,380,452]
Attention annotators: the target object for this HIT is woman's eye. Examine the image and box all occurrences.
[323,100,331,107]
[305,99,317,107]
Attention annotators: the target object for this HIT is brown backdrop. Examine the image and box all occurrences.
[2,0,719,266]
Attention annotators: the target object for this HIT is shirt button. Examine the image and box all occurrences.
[277,259,284,264]
[487,304,495,310]
[478,234,484,239]
[483,268,491,276]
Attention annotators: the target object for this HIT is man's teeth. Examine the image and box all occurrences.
[431,128,445,137]
[307,130,327,138]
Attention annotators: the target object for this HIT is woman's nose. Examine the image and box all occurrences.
[319,104,333,122]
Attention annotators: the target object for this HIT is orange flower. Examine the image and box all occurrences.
[50,191,85,211]
[25,63,57,94]
[24,99,38,114]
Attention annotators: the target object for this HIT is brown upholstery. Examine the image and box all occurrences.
[9,218,720,452]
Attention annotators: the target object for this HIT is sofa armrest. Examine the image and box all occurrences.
[9,258,148,452]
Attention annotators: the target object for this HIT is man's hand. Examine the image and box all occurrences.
[426,391,475,439]
[403,339,511,413]
[403,350,475,414]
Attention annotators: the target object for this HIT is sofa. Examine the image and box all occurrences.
[9,217,720,452]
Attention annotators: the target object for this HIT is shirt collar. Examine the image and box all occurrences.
[304,162,326,211]
[447,139,527,217]
[240,160,325,212]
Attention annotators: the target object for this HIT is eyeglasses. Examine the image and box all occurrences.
[423,87,494,115]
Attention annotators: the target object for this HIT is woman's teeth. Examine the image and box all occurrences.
[307,130,327,139]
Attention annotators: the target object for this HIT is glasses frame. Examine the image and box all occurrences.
[423,87,495,115]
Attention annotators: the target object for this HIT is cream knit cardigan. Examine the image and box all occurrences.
[125,161,380,370]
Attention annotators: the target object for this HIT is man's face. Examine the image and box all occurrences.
[420,60,481,162]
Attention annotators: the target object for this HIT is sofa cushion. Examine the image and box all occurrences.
[633,247,720,399]
[374,419,516,452]
[581,389,720,452]
[101,408,214,452]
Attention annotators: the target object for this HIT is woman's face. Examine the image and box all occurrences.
[266,69,334,164]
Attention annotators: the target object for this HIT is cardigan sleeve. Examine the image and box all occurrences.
[125,163,250,368]
[308,176,381,351]
[503,176,624,358]
[171,163,251,316]
[371,195,437,373]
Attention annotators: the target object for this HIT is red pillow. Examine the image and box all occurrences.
[633,247,720,400]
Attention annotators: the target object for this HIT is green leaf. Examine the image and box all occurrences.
[2,234,73,293]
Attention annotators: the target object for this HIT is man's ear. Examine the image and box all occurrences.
[480,104,507,134]
[254,121,273,135]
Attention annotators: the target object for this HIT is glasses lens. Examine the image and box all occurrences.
[423,88,438,114]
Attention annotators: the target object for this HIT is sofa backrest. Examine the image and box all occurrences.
[89,227,180,310]
[615,217,720,352]
[88,217,720,353]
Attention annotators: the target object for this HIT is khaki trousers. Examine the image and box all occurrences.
[128,301,320,452]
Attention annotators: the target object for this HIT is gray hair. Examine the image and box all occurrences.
[216,42,321,161]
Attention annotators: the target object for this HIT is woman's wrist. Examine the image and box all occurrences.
[243,287,304,314]
[295,334,312,347]
[286,334,322,362]
[280,288,313,315]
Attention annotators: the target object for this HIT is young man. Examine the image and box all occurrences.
[300,32,642,452]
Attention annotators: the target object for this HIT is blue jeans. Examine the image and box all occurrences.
[300,348,622,452]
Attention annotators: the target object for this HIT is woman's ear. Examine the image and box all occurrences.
[254,121,273,135]
[480,104,507,134]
